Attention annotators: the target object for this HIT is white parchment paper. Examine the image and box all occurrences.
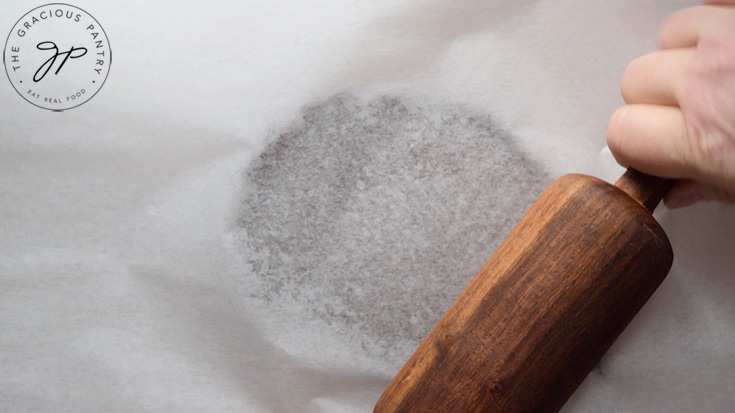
[3,1,735,412]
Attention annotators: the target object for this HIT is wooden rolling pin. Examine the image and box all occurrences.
[374,168,674,413]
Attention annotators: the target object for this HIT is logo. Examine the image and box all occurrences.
[3,4,111,111]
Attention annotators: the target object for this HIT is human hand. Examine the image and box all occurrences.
[607,1,735,208]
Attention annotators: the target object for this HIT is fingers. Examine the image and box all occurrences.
[621,49,694,106]
[617,3,735,208]
[659,5,734,49]
[607,105,693,179]
[664,179,735,208]
[664,180,703,208]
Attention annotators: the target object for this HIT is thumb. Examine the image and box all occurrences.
[607,104,695,179]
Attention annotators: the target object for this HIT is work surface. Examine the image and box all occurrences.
[3,0,735,411]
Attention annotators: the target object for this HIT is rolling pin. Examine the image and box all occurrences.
[374,168,674,413]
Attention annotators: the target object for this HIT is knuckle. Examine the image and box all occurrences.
[682,120,727,180]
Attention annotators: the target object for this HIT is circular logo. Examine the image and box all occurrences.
[3,4,111,111]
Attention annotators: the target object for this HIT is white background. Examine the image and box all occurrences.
[3,1,735,412]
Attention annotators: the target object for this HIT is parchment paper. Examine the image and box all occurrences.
[3,1,735,411]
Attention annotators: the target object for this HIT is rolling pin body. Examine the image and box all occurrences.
[375,172,673,412]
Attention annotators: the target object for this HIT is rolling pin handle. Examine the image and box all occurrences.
[614,168,675,213]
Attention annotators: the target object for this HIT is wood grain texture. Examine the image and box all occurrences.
[374,174,673,413]
[614,168,674,213]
